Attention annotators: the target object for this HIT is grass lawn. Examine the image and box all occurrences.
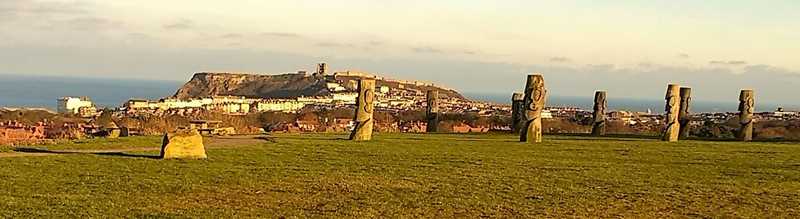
[1,133,799,218]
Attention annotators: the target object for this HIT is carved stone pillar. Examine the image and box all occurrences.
[426,90,439,133]
[349,79,375,141]
[591,91,607,136]
[738,89,755,141]
[317,63,327,75]
[678,87,692,139]
[511,92,524,133]
[520,74,546,143]
[662,84,681,142]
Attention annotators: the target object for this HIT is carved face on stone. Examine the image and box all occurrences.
[665,87,678,111]
[681,96,691,113]
[363,88,374,113]
[594,92,606,112]
[527,79,545,111]
[739,92,754,114]
[427,95,438,113]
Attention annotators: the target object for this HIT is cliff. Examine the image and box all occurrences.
[174,72,330,99]
[173,72,467,100]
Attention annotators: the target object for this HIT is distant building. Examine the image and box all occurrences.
[57,97,96,117]
[379,86,390,94]
[332,92,358,104]
[124,99,151,109]
[326,82,347,92]
[541,110,553,119]
[255,100,306,113]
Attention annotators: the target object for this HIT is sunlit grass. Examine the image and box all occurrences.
[1,133,798,217]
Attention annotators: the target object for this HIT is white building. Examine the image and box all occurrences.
[57,97,95,115]
[332,92,358,104]
[256,100,306,112]
[541,110,554,119]
[379,86,390,93]
[159,98,208,110]
[326,82,347,92]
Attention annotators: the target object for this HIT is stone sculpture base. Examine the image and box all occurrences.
[160,129,207,159]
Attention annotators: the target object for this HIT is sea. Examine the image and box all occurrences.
[462,93,786,113]
[0,74,783,113]
[0,74,182,110]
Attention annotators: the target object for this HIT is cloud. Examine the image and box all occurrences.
[462,50,479,55]
[677,53,690,59]
[637,62,654,68]
[411,46,480,56]
[259,32,302,38]
[367,40,384,47]
[743,64,799,76]
[315,42,356,48]
[585,64,616,72]
[163,19,195,30]
[710,60,747,65]
[220,33,243,39]
[549,57,571,63]
[412,46,444,54]
[0,0,93,26]
[0,0,89,17]
[64,17,123,31]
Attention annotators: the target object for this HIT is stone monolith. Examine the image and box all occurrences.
[426,90,439,133]
[520,74,546,143]
[102,121,120,139]
[317,62,328,75]
[511,92,525,133]
[738,89,755,141]
[591,91,607,136]
[678,87,692,139]
[662,84,681,142]
[160,129,207,159]
[349,79,376,141]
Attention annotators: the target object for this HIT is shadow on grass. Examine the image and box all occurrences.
[547,132,800,143]
[547,133,661,140]
[93,152,161,159]
[13,148,160,159]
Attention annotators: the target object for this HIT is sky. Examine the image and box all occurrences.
[0,0,798,105]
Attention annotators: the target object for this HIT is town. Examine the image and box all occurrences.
[2,62,799,146]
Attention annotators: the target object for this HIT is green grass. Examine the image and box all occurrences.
[0,136,161,152]
[1,133,799,218]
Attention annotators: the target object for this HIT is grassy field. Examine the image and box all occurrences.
[1,133,799,218]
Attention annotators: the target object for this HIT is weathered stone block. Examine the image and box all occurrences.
[107,129,121,139]
[160,129,207,159]
[591,91,607,136]
[662,84,681,142]
[349,79,376,141]
[520,74,547,143]
[511,92,524,134]
[739,89,755,141]
[426,90,439,133]
[678,87,692,139]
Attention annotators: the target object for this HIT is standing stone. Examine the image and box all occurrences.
[160,129,207,159]
[591,91,607,136]
[511,93,525,133]
[520,74,547,143]
[678,87,692,139]
[426,90,439,133]
[317,62,328,75]
[662,84,681,142]
[738,89,755,141]
[349,79,376,141]
[102,121,121,139]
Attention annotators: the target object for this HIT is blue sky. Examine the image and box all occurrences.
[0,0,798,104]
